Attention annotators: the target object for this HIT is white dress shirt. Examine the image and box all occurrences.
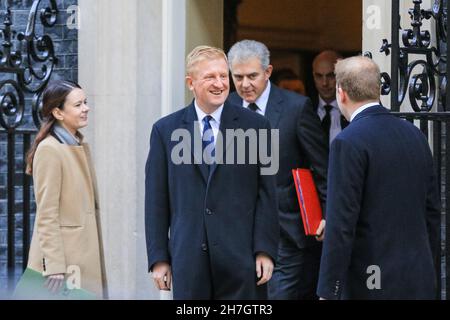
[242,81,271,116]
[350,102,379,122]
[317,97,343,144]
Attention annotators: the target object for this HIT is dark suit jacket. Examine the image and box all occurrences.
[145,101,279,299]
[317,105,440,300]
[228,84,329,249]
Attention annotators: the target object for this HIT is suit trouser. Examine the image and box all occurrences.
[268,232,322,300]
[172,250,268,300]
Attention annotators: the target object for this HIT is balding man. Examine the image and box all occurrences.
[317,56,440,299]
[312,50,348,145]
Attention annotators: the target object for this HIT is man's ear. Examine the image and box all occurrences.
[186,76,194,91]
[337,87,345,104]
[51,108,64,121]
[265,65,273,80]
[336,87,350,120]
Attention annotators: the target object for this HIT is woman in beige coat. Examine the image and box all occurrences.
[25,80,107,299]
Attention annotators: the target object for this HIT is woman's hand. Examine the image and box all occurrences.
[45,273,65,294]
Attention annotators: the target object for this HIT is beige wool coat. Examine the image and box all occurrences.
[27,135,108,298]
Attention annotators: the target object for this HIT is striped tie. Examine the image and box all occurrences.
[202,115,215,165]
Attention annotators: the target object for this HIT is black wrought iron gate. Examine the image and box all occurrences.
[0,0,57,295]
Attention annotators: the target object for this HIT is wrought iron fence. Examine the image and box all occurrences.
[394,112,450,299]
[0,0,57,293]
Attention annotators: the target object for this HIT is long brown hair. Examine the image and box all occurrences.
[25,80,82,175]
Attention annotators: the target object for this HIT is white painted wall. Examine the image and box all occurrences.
[363,0,436,112]
[78,0,223,299]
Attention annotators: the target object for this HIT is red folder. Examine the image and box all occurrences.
[292,168,323,236]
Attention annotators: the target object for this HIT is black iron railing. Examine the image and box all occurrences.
[369,0,449,112]
[0,0,58,293]
[393,112,450,299]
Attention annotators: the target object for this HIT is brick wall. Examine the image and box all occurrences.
[0,0,78,297]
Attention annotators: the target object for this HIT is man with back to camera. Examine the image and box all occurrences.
[317,56,440,299]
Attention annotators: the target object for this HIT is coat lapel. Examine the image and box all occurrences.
[181,103,209,184]
[209,102,239,180]
[264,84,283,129]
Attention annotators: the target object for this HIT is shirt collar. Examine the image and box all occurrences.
[194,100,223,124]
[318,96,338,110]
[350,102,379,122]
[243,81,271,114]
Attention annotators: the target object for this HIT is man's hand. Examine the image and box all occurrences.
[152,262,172,291]
[255,253,274,286]
[315,219,326,242]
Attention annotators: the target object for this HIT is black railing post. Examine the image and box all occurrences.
[443,0,450,297]
[433,120,442,298]
[446,120,450,299]
[22,133,31,269]
[6,130,15,291]
[446,0,450,111]
[420,119,429,137]
[391,0,400,111]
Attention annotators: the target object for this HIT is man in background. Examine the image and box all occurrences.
[312,50,348,145]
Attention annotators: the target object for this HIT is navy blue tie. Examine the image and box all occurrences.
[202,115,215,164]
[248,103,259,112]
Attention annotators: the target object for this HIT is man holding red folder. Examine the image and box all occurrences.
[317,56,440,299]
[227,40,329,300]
